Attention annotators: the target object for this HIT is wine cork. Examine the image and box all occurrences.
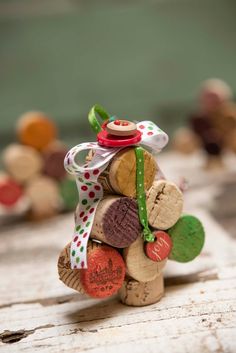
[214,103,236,134]
[17,111,57,150]
[172,127,201,154]
[199,79,232,113]
[168,214,205,262]
[99,147,157,197]
[146,180,183,230]
[119,274,164,306]
[59,177,78,211]
[123,236,166,282]
[58,243,85,294]
[43,141,68,180]
[228,129,236,153]
[25,175,62,220]
[79,241,126,298]
[79,195,141,248]
[2,144,43,184]
[0,174,23,207]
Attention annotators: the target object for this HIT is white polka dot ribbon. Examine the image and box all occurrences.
[137,121,169,151]
[64,142,123,269]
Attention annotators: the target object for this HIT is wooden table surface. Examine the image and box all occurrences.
[0,152,236,353]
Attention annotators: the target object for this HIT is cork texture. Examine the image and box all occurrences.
[89,196,141,248]
[57,243,85,294]
[99,147,157,197]
[123,236,166,282]
[80,241,126,298]
[146,180,183,230]
[119,274,164,306]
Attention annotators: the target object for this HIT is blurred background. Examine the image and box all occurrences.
[0,0,236,224]
[0,0,236,147]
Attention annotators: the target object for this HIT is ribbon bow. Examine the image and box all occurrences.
[64,105,168,269]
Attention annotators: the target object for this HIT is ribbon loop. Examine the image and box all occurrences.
[88,104,110,134]
[137,121,169,151]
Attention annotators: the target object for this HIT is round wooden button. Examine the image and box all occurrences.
[106,120,137,137]
[168,214,205,262]
[80,244,126,298]
[17,111,57,150]
[145,231,172,262]
[0,176,23,207]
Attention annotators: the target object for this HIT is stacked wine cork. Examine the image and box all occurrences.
[172,79,236,168]
[58,115,205,307]
[0,111,78,221]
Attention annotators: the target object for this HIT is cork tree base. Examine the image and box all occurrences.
[119,274,164,306]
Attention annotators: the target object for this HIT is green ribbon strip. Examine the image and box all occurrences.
[88,104,110,134]
[135,147,155,242]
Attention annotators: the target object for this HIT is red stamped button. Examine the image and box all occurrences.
[145,231,172,262]
[80,245,126,298]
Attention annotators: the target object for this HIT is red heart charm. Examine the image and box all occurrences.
[145,231,172,262]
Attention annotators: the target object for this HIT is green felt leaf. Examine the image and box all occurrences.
[168,214,205,263]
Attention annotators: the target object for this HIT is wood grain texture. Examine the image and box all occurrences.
[0,151,236,353]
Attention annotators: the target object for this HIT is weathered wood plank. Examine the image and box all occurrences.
[0,274,235,352]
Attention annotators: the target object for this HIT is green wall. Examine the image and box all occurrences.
[0,0,235,146]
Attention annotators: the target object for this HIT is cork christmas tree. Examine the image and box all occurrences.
[58,104,205,306]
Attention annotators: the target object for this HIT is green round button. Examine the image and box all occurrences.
[59,178,78,211]
[168,215,205,262]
